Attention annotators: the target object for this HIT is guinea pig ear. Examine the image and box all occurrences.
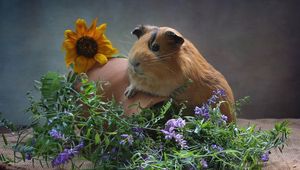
[131,25,145,39]
[165,31,184,46]
[131,25,159,39]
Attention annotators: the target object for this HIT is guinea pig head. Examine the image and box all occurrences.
[127,25,186,96]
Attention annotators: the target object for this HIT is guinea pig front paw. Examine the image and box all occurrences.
[125,85,137,98]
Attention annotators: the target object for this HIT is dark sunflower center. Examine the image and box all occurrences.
[76,36,98,58]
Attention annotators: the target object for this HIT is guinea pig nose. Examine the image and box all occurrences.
[134,62,140,67]
[130,60,140,67]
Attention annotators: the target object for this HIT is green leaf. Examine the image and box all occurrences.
[40,72,64,104]
[105,131,118,135]
[86,128,92,138]
[104,135,110,146]
[95,133,100,145]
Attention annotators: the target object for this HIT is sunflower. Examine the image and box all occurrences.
[63,18,118,73]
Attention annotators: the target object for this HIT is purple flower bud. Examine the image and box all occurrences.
[120,134,134,145]
[49,129,64,140]
[161,130,175,140]
[211,144,218,149]
[165,119,177,131]
[200,159,208,168]
[213,89,226,97]
[120,134,129,138]
[165,118,186,132]
[207,89,226,105]
[174,134,183,141]
[127,135,134,145]
[208,95,218,105]
[74,141,84,150]
[132,127,143,133]
[51,142,84,167]
[261,151,270,162]
[194,105,210,120]
[175,118,186,128]
[221,115,228,122]
[119,140,126,145]
[161,118,188,148]
[132,127,144,139]
[211,144,223,152]
[25,153,32,160]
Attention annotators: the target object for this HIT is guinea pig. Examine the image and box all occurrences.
[125,25,235,122]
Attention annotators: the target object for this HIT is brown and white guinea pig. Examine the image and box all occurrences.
[125,25,235,122]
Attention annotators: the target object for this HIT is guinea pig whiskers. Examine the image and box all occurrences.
[142,50,180,63]
[144,60,177,75]
[157,50,180,58]
[142,56,173,63]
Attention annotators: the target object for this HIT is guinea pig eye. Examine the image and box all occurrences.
[151,43,160,52]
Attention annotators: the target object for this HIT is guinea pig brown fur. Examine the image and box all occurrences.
[125,25,235,122]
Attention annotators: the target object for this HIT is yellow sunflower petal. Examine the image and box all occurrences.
[97,35,112,46]
[87,18,97,35]
[97,23,107,33]
[65,51,77,67]
[86,58,96,71]
[75,19,87,35]
[98,43,118,56]
[64,29,78,40]
[94,54,108,65]
[74,56,88,73]
[94,23,107,40]
[63,39,76,50]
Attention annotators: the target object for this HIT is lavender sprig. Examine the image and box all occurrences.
[211,144,224,152]
[194,105,210,120]
[161,118,187,149]
[200,159,208,168]
[120,134,134,145]
[49,129,64,140]
[194,89,227,120]
[51,141,84,167]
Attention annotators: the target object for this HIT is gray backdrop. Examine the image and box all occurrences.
[0,0,299,125]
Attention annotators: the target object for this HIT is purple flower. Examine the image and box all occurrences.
[175,118,186,128]
[51,142,84,167]
[161,118,188,149]
[120,134,129,138]
[211,144,218,149]
[261,151,270,162]
[161,130,176,140]
[49,129,64,140]
[132,127,144,139]
[25,153,32,160]
[120,134,134,145]
[74,141,84,150]
[119,140,126,145]
[52,149,73,166]
[213,89,226,97]
[221,115,228,122]
[208,89,226,105]
[200,159,208,168]
[211,144,223,152]
[174,134,187,148]
[208,95,218,105]
[165,118,186,130]
[194,105,210,120]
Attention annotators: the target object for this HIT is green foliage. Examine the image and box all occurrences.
[0,72,290,169]
[234,96,250,115]
[0,112,17,131]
